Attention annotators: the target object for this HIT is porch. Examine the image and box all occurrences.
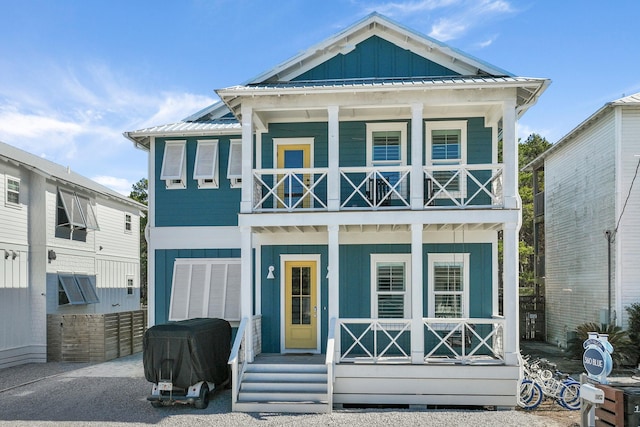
[252,164,504,212]
[228,315,517,413]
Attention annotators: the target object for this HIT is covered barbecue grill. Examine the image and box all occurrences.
[143,318,231,408]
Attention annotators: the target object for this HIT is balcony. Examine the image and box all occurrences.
[251,164,504,212]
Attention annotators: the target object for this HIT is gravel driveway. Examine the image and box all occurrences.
[0,354,566,427]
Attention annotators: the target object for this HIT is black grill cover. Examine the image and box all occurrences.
[143,318,231,389]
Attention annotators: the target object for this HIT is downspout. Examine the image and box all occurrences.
[604,230,613,326]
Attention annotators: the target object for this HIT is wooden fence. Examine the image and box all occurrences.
[47,310,146,362]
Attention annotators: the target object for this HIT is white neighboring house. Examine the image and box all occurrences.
[526,93,640,347]
[0,140,145,368]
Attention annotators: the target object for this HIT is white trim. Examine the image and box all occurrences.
[427,253,470,318]
[425,120,468,199]
[160,140,187,189]
[4,175,20,208]
[279,254,322,354]
[194,139,219,189]
[150,226,241,249]
[272,137,315,168]
[365,122,408,167]
[370,253,412,318]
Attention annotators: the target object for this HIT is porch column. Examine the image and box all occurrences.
[503,222,520,365]
[327,106,340,211]
[240,104,254,214]
[328,225,339,322]
[410,223,424,364]
[410,103,424,210]
[501,99,518,209]
[240,225,254,362]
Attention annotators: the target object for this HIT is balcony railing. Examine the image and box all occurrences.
[335,317,504,365]
[251,164,504,212]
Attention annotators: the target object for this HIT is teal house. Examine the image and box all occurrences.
[125,13,549,412]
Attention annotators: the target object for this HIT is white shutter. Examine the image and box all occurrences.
[168,263,191,320]
[193,140,218,179]
[187,263,208,318]
[224,263,242,320]
[227,140,242,179]
[160,141,186,180]
[207,264,227,317]
[59,189,85,228]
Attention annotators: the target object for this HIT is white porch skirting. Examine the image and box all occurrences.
[0,345,47,369]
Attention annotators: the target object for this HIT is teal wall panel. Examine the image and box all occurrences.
[260,245,328,354]
[260,122,329,168]
[294,36,459,80]
[155,137,241,227]
[154,248,241,325]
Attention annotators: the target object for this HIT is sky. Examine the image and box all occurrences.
[1,0,639,195]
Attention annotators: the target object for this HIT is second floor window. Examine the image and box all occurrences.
[56,189,99,241]
[193,139,219,189]
[427,121,467,197]
[160,140,187,189]
[5,176,20,207]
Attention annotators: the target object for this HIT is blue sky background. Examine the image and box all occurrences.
[1,0,638,194]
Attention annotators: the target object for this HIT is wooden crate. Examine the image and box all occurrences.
[595,384,624,427]
[47,310,146,362]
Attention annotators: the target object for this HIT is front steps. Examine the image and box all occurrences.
[235,362,330,413]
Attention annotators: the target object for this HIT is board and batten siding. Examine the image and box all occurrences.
[617,107,640,329]
[545,109,616,346]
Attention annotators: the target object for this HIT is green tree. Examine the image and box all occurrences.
[518,134,551,289]
[130,178,148,306]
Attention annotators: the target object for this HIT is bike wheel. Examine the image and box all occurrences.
[559,381,581,410]
[518,379,543,410]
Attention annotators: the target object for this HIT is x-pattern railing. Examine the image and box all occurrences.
[253,168,328,212]
[423,317,505,363]
[340,166,411,209]
[338,318,411,363]
[424,164,503,208]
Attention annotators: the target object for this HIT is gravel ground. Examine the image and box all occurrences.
[0,353,570,427]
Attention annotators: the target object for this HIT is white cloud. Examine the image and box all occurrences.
[92,175,134,196]
[363,0,460,16]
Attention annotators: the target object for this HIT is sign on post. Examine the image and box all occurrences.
[582,332,613,384]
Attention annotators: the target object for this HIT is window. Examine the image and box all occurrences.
[127,276,134,295]
[168,258,241,321]
[371,254,411,318]
[193,139,219,189]
[5,176,20,207]
[56,189,99,241]
[227,139,242,188]
[366,123,408,200]
[160,140,187,189]
[426,121,467,197]
[428,253,469,318]
[58,273,99,305]
[124,213,132,233]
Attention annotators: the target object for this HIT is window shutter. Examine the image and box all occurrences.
[160,141,186,180]
[76,195,99,230]
[187,263,208,319]
[207,264,227,317]
[58,189,85,228]
[168,263,191,320]
[58,274,85,304]
[224,263,241,320]
[227,141,242,179]
[193,141,218,180]
[75,274,100,304]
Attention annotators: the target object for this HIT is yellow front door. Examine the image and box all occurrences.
[276,143,311,208]
[284,260,317,349]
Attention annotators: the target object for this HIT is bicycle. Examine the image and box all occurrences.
[518,355,580,410]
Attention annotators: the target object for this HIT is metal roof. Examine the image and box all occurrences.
[124,119,242,149]
[523,91,640,171]
[0,140,146,209]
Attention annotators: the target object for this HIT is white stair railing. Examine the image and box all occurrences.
[228,317,249,411]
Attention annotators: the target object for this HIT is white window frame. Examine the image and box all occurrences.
[427,253,470,318]
[168,258,241,321]
[5,175,20,208]
[126,275,134,296]
[426,121,467,199]
[366,122,408,167]
[124,213,132,233]
[370,253,411,319]
[160,140,187,189]
[227,139,242,188]
[193,139,219,189]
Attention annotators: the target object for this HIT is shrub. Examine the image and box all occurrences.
[567,322,636,367]
[626,303,640,365]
